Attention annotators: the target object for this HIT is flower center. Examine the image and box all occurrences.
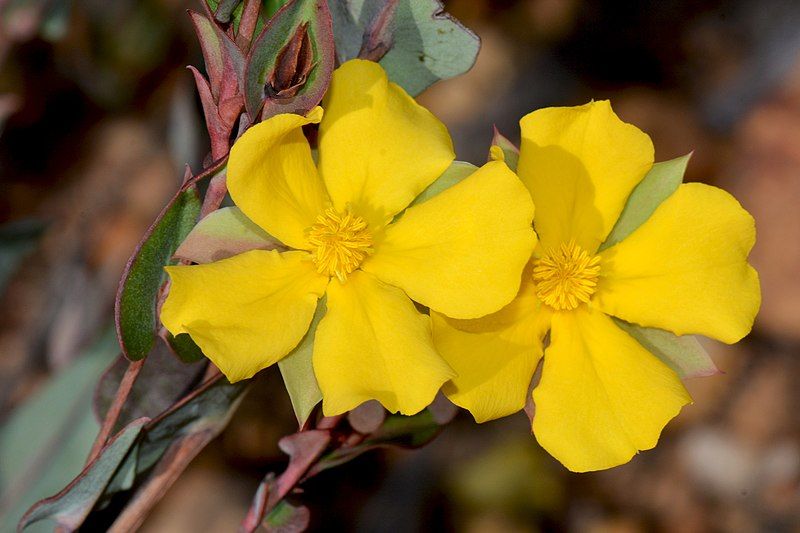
[532,241,601,311]
[307,207,373,282]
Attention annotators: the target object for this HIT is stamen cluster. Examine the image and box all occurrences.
[308,207,373,282]
[533,241,601,310]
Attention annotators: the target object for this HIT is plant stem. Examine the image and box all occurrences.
[86,358,145,464]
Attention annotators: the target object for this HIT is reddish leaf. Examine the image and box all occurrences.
[189,11,225,100]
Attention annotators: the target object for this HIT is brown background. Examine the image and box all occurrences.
[1,0,798,531]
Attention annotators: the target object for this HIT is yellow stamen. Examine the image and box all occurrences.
[307,207,373,282]
[532,241,601,311]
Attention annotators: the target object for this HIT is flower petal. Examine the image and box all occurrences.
[227,108,328,250]
[313,270,454,416]
[595,183,760,344]
[533,307,691,472]
[161,250,327,382]
[318,59,455,228]
[362,160,536,319]
[431,275,551,422]
[518,100,654,252]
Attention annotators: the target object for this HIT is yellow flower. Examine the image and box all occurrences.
[160,59,536,416]
[431,101,760,472]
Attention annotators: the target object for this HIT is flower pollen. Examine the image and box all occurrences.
[533,241,601,311]
[308,207,373,282]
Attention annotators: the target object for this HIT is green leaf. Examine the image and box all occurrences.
[115,187,201,360]
[244,0,335,120]
[329,0,480,96]
[264,500,310,532]
[0,331,117,533]
[410,160,477,207]
[18,418,148,532]
[94,342,206,434]
[278,297,325,427]
[264,0,291,18]
[614,319,720,379]
[135,376,248,474]
[166,332,206,363]
[600,153,691,251]
[174,206,283,264]
[490,126,519,172]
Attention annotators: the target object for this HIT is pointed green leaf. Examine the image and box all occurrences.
[174,206,282,264]
[166,332,206,363]
[115,187,201,361]
[264,500,310,532]
[614,319,720,379]
[600,153,691,251]
[278,297,325,427]
[410,160,477,207]
[329,0,480,95]
[490,126,519,172]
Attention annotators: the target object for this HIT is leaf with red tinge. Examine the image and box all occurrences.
[264,501,310,533]
[135,375,248,474]
[188,65,229,159]
[489,126,519,171]
[94,342,206,434]
[329,0,480,96]
[348,401,386,434]
[244,0,334,120]
[174,206,283,264]
[311,410,443,475]
[189,11,225,100]
[18,418,148,532]
[357,0,398,62]
[427,392,458,425]
[115,187,201,361]
[614,319,721,379]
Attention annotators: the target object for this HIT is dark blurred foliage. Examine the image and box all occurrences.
[2,0,799,532]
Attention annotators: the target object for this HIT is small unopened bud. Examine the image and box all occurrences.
[267,23,315,99]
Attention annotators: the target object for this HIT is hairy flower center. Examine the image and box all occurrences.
[532,241,601,311]
[307,207,373,282]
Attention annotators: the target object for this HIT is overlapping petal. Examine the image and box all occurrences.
[431,275,552,422]
[362,161,536,319]
[318,59,455,229]
[227,108,328,250]
[532,307,691,472]
[162,250,327,382]
[313,270,454,416]
[518,101,654,251]
[595,183,760,344]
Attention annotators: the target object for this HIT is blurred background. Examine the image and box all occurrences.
[1,0,799,531]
